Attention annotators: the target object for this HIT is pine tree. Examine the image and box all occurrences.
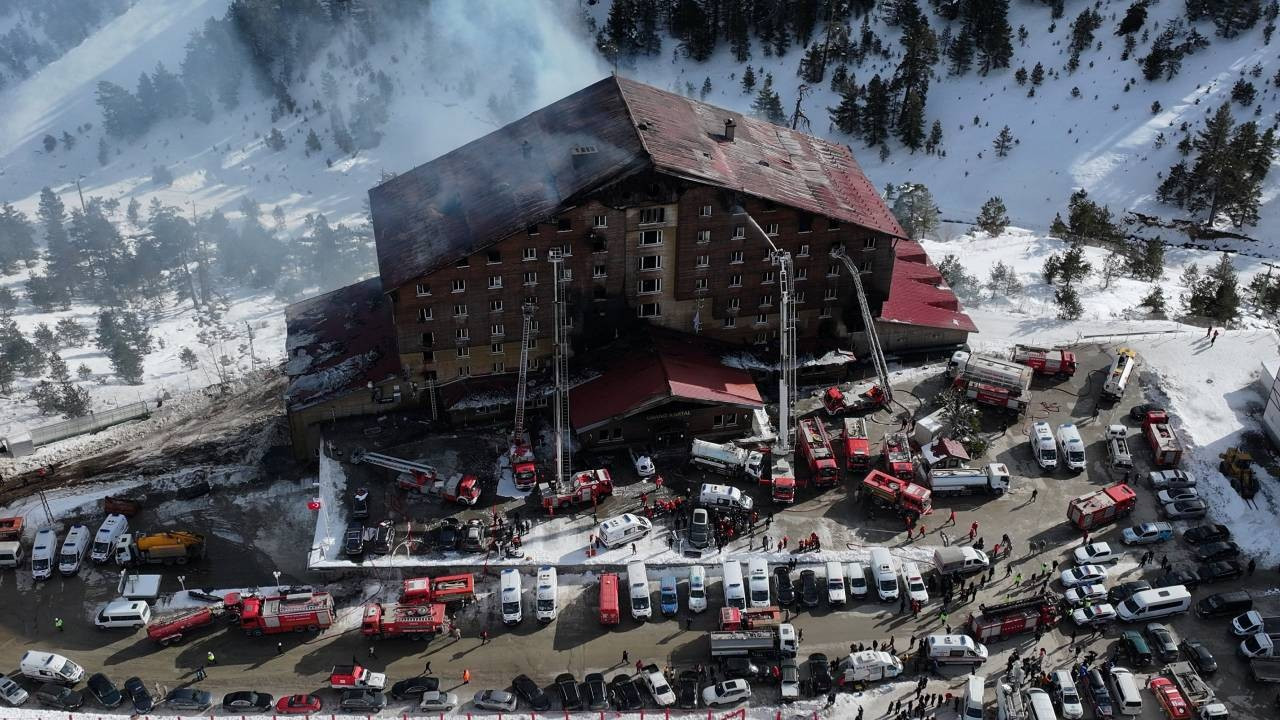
[97,136,110,166]
[149,61,188,119]
[305,128,322,155]
[937,254,980,300]
[42,134,57,152]
[986,260,1023,299]
[265,127,286,151]
[61,131,76,150]
[1014,67,1027,85]
[330,105,354,154]
[1054,283,1084,320]
[38,187,75,304]
[741,65,757,94]
[946,23,974,74]
[180,346,200,371]
[700,77,712,100]
[1030,62,1045,86]
[32,323,58,354]
[752,74,786,124]
[976,197,1010,235]
[1140,286,1167,316]
[973,0,1015,74]
[925,120,943,154]
[1126,237,1165,281]
[55,317,90,346]
[830,65,849,93]
[726,1,752,61]
[860,75,891,146]
[1057,243,1092,285]
[828,82,861,135]
[1186,103,1237,222]
[189,86,214,123]
[896,90,927,150]
[992,126,1015,157]
[799,43,826,83]
[1116,2,1148,35]
[891,183,940,240]
[0,202,38,273]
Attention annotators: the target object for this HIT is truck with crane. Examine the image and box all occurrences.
[822,383,888,416]
[946,351,1033,412]
[1067,483,1137,530]
[688,439,765,481]
[360,602,447,639]
[1011,345,1077,376]
[842,418,872,473]
[114,531,205,566]
[860,469,932,520]
[349,451,481,506]
[1142,410,1184,468]
[797,418,840,488]
[538,469,613,513]
[881,432,915,482]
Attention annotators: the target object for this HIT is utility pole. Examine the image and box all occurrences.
[245,321,257,369]
[73,175,86,212]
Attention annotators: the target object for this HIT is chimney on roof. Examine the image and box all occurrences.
[521,140,531,159]
[724,119,736,142]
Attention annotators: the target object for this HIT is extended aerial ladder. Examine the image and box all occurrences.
[350,451,439,486]
[830,247,894,407]
[508,303,539,490]
[548,250,572,493]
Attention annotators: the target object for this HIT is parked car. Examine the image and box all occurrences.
[1073,542,1122,565]
[473,689,517,712]
[390,676,439,700]
[85,673,120,709]
[688,509,711,549]
[799,569,819,607]
[1148,469,1195,490]
[554,673,582,711]
[35,683,83,710]
[511,674,550,711]
[1194,541,1240,562]
[1121,522,1173,545]
[343,521,366,556]
[221,691,273,712]
[676,670,700,709]
[368,520,395,554]
[1130,404,1164,421]
[1183,524,1230,545]
[351,488,369,518]
[807,653,833,695]
[1072,603,1117,627]
[779,656,800,703]
[1156,489,1200,505]
[124,677,153,715]
[1064,583,1108,607]
[1162,499,1208,519]
[0,675,28,707]
[1178,640,1217,675]
[417,691,458,711]
[722,657,759,679]
[607,676,643,711]
[580,673,609,711]
[460,519,487,552]
[275,694,323,714]
[702,679,751,707]
[1061,565,1108,588]
[1195,560,1243,584]
[1154,566,1201,590]
[339,690,386,711]
[1084,669,1115,720]
[773,566,796,606]
[1144,623,1178,663]
[1108,581,1152,604]
[164,688,212,711]
[1049,669,1084,720]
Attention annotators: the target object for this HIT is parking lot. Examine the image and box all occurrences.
[0,342,1276,717]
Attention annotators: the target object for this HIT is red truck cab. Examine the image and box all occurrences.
[1142,410,1184,467]
[235,591,335,635]
[1067,483,1136,530]
[599,573,620,625]
[880,432,915,482]
[842,418,872,473]
[861,469,932,519]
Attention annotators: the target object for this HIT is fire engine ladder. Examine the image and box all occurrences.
[831,247,894,406]
[548,250,572,491]
[740,212,796,456]
[512,303,535,439]
[350,451,438,478]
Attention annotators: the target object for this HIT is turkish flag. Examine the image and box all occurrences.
[307,499,321,511]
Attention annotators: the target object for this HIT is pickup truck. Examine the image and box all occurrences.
[329,663,386,690]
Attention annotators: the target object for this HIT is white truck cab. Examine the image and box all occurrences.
[825,561,847,605]
[30,528,55,581]
[19,651,84,684]
[90,514,129,563]
[499,569,522,625]
[535,566,558,623]
[1056,423,1086,472]
[1030,422,1057,471]
[57,524,90,576]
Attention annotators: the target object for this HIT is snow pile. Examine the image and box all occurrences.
[307,450,347,567]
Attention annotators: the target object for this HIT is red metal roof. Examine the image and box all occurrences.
[569,333,763,432]
[369,76,904,292]
[878,239,978,333]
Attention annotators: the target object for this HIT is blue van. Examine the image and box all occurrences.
[659,575,679,616]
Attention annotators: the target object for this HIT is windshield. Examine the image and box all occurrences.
[1243,635,1264,654]
[1120,599,1140,615]
[502,601,520,615]
[653,681,670,695]
[92,541,110,553]
[909,579,926,591]
[32,558,49,570]
[850,577,867,588]
[537,599,554,611]
[827,579,842,590]
[750,589,768,602]
[1069,451,1085,463]
[690,587,705,599]
[58,552,77,565]
[1062,688,1079,704]
[633,596,650,610]
[1042,449,1057,460]
[879,579,897,592]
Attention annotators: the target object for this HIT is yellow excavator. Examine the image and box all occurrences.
[1219,447,1258,499]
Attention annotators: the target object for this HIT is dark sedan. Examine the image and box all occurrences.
[799,570,819,608]
[1195,560,1243,584]
[343,521,365,556]
[124,677,153,715]
[512,674,550,711]
[1179,639,1217,675]
[86,673,122,709]
[676,670,700,709]
[339,690,386,711]
[554,673,582,711]
[1144,623,1178,663]
[1129,403,1164,421]
[390,676,439,701]
[1108,581,1151,604]
[807,653,832,695]
[1194,541,1240,563]
[434,518,461,550]
[1085,669,1114,720]
[580,672,609,711]
[1183,524,1231,545]
[608,675,644,711]
[165,688,212,712]
[1153,566,1200,590]
[773,566,796,606]
[221,691,273,712]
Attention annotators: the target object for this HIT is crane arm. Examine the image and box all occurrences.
[830,247,894,405]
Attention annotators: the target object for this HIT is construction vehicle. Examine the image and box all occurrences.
[927,463,1011,496]
[688,439,765,481]
[797,418,839,488]
[947,351,1033,412]
[881,432,915,482]
[233,590,335,636]
[360,602,446,639]
[719,606,783,631]
[509,303,539,491]
[1067,484,1137,530]
[822,383,888,416]
[707,623,798,658]
[329,663,386,690]
[102,496,141,517]
[538,469,613,513]
[860,469,932,519]
[1011,345,1077,376]
[1142,410,1184,467]
[1102,349,1137,398]
[842,418,872,473]
[114,531,205,566]
[401,574,476,607]
[966,594,1060,643]
[350,451,481,506]
[0,517,22,541]
[1161,662,1215,709]
[146,599,237,645]
[1218,447,1258,499]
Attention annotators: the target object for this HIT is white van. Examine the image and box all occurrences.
[19,651,84,684]
[699,483,753,512]
[900,561,928,603]
[722,559,746,609]
[57,524,90,576]
[1116,586,1191,622]
[845,562,869,600]
[535,566,558,623]
[500,569,523,625]
[1026,688,1057,720]
[1107,667,1142,716]
[926,634,988,665]
[962,675,986,720]
[90,514,129,563]
[1030,422,1057,471]
[688,565,708,613]
[825,561,847,605]
[94,599,152,630]
[869,548,899,602]
[31,528,55,581]
[747,559,770,608]
[627,561,652,621]
[597,513,652,548]
[1056,424,1086,473]
[0,540,24,569]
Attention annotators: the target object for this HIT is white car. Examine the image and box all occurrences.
[1060,564,1108,588]
[1050,670,1084,720]
[0,674,29,707]
[634,454,656,477]
[702,679,751,707]
[1148,470,1196,490]
[779,658,799,702]
[472,690,517,712]
[417,691,458,712]
[1156,488,1200,505]
[1073,542,1121,565]
[640,665,675,707]
[1121,522,1173,545]
[1071,603,1117,627]
[1063,583,1108,607]
[902,564,929,603]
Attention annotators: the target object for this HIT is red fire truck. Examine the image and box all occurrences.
[510,438,539,491]
[329,663,385,690]
[146,598,235,645]
[842,418,872,473]
[822,383,887,416]
[860,469,932,520]
[1067,483,1137,530]
[798,418,840,488]
[599,573,620,626]
[966,594,1060,642]
[539,469,613,513]
[719,606,783,631]
[1011,345,1078,376]
[360,602,447,639]
[401,573,476,607]
[233,591,336,636]
[1142,410,1184,467]
[881,432,915,482]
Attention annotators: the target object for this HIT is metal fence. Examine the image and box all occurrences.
[27,400,152,447]
[0,707,830,720]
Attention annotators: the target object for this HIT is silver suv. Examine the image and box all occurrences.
[1148,470,1196,490]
